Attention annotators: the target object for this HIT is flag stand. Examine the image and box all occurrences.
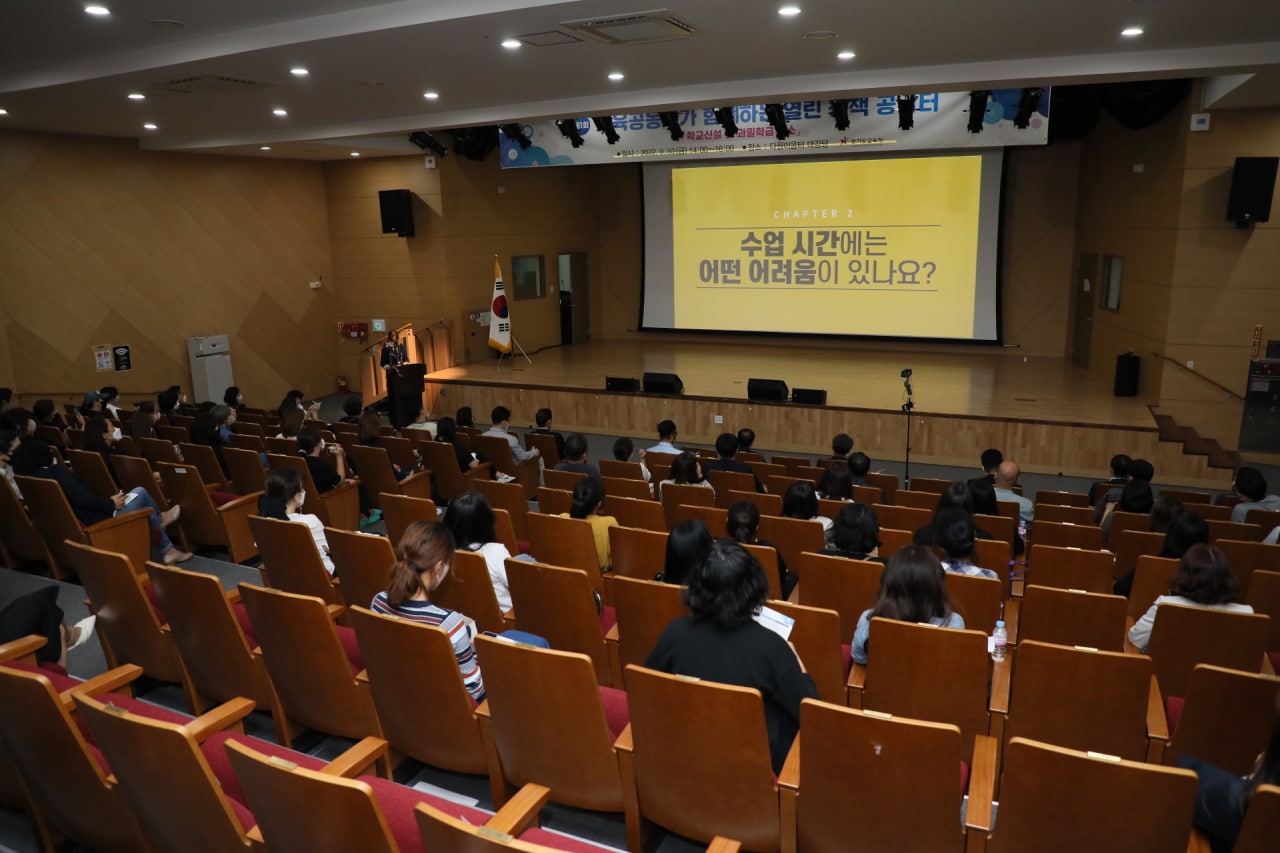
[496,337,532,369]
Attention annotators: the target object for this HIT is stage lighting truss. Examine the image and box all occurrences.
[829,99,850,131]
[592,116,621,144]
[408,130,448,157]
[764,103,791,140]
[967,91,991,133]
[658,111,684,141]
[556,119,585,148]
[1014,87,1044,129]
[713,107,739,137]
[896,95,914,131]
[500,123,532,149]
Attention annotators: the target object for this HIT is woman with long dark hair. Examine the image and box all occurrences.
[781,480,833,543]
[851,545,964,664]
[442,490,529,612]
[657,450,713,501]
[656,518,714,585]
[821,502,884,563]
[563,476,617,572]
[1127,543,1253,652]
[257,466,333,573]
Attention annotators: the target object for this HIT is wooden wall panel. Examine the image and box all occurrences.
[0,130,335,406]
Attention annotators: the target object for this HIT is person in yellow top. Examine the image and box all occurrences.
[560,476,617,572]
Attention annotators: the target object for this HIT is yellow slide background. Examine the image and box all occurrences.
[672,156,983,337]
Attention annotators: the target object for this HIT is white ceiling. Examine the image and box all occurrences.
[2,0,1279,160]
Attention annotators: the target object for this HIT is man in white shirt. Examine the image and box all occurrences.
[647,419,680,455]
[483,406,539,463]
[1229,467,1280,523]
[994,459,1034,530]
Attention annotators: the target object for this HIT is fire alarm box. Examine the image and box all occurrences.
[339,322,368,343]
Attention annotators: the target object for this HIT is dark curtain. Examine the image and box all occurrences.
[1048,79,1190,142]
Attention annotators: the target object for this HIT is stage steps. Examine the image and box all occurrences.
[1149,407,1246,473]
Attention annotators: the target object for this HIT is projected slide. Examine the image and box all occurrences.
[642,153,1002,341]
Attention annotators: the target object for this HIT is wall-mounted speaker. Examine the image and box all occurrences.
[378,189,415,237]
[606,376,641,392]
[1226,157,1278,228]
[792,387,828,405]
[747,378,789,402]
[642,372,684,394]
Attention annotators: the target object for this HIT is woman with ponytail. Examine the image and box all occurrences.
[561,476,617,572]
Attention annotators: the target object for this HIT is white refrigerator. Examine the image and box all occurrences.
[187,335,234,404]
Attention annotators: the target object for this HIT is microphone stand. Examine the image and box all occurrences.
[901,371,915,489]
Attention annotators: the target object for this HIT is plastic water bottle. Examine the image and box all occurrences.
[992,620,1008,662]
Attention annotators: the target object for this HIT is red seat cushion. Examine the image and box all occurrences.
[144,583,168,626]
[960,761,970,796]
[516,539,533,556]
[199,732,327,806]
[598,605,617,636]
[1269,651,1280,673]
[840,643,853,679]
[209,490,240,507]
[227,796,257,835]
[334,624,364,673]
[230,602,257,648]
[1165,695,1185,735]
[597,685,630,740]
[359,775,492,853]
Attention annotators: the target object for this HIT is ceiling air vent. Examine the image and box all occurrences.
[154,74,271,95]
[561,10,701,45]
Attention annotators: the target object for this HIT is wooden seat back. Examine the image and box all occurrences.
[475,479,532,541]
[237,583,382,740]
[526,512,603,591]
[157,424,190,443]
[471,435,539,498]
[742,543,783,602]
[790,466,825,483]
[0,664,148,853]
[378,435,419,474]
[894,489,938,511]
[139,436,182,467]
[943,572,1004,636]
[1159,488,1210,504]
[770,454,811,472]
[730,490,782,515]
[222,446,266,495]
[600,475,653,501]
[34,423,66,448]
[326,528,395,616]
[853,484,882,504]
[504,559,611,685]
[156,462,260,562]
[1019,585,1127,652]
[607,576,687,687]
[1165,664,1280,775]
[605,495,666,531]
[1146,603,1270,699]
[907,476,951,495]
[765,474,805,497]
[1114,530,1168,581]
[1217,539,1280,597]
[879,527,913,558]
[147,562,288,741]
[248,515,343,607]
[861,618,992,754]
[474,636,626,813]
[621,664,780,851]
[417,440,489,503]
[229,432,267,452]
[660,483,715,529]
[73,690,254,852]
[267,454,360,531]
[796,702,966,853]
[379,493,438,548]
[758,514,826,575]
[1034,491,1092,508]
[1033,520,1103,551]
[986,737,1197,853]
[541,468,585,492]
[704,469,754,505]
[971,538,1012,592]
[1236,785,1280,853]
[1128,555,1180,622]
[1185,502,1233,522]
[974,512,1016,550]
[65,449,119,497]
[1035,504,1096,525]
[674,503,728,535]
[348,444,432,509]
[265,436,299,456]
[873,503,930,534]
[608,526,667,580]
[1005,641,1154,761]
[1108,510,1153,542]
[1207,519,1263,544]
[795,552,882,641]
[599,459,645,480]
[1246,570,1280,652]
[1027,544,1115,594]
[1244,508,1280,532]
[866,472,898,504]
[177,443,228,488]
[535,486,573,516]
[524,432,561,468]
[426,550,509,634]
[109,453,168,507]
[996,499,1021,530]
[767,601,846,705]
[348,607,487,775]
[0,477,48,568]
[17,474,151,580]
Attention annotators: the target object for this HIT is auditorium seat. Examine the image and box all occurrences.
[267,453,361,531]
[471,435,540,499]
[767,601,847,706]
[600,475,655,502]
[177,443,230,490]
[794,552,881,642]
[504,558,613,686]
[524,432,562,468]
[1033,490,1092,508]
[138,437,182,468]
[347,444,433,510]
[428,549,511,634]
[659,482,716,529]
[16,474,153,581]
[415,439,491,503]
[1145,604,1269,700]
[1032,520,1103,551]
[729,489,782,516]
[222,447,266,495]
[0,477,49,570]
[605,495,666,532]
[607,525,667,581]
[526,512,605,595]
[605,575,687,688]
[944,573,1009,639]
[1206,519,1263,544]
[674,503,728,535]
[542,468,585,492]
[1018,585,1126,652]
[535,486,573,516]
[757,514,826,576]
[248,515,346,611]
[1163,664,1280,776]
[1034,504,1096,525]
[475,479,532,541]
[65,448,120,497]
[378,493,438,548]
[326,528,397,616]
[1026,544,1115,594]
[156,462,260,563]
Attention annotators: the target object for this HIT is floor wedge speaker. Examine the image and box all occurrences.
[643,372,684,394]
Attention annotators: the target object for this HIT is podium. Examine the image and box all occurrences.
[388,364,426,428]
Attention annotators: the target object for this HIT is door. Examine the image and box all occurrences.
[558,252,590,346]
[1071,252,1097,368]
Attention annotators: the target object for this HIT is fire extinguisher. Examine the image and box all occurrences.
[336,376,349,394]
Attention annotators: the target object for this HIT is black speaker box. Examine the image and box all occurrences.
[605,376,640,392]
[792,387,828,405]
[378,189,415,237]
[1114,353,1140,397]
[747,378,789,402]
[642,372,684,394]
[1226,157,1278,227]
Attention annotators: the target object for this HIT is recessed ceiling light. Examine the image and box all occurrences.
[0,109,8,116]
[272,108,288,116]
[778,3,802,17]
[260,146,272,151]
[84,5,110,16]
[290,67,309,76]
[501,38,521,49]
[608,71,625,81]
[350,152,361,157]
[143,123,157,130]
[837,49,856,60]
[127,93,145,100]
[423,91,440,100]
[1121,26,1144,36]
[148,19,185,30]
[804,31,836,40]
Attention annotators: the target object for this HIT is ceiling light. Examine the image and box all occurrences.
[592,116,620,145]
[260,146,272,151]
[143,123,157,130]
[1121,26,1144,37]
[350,152,360,157]
[272,108,288,116]
[423,91,440,100]
[290,67,309,76]
[84,5,110,16]
[501,38,521,49]
[0,109,8,116]
[777,3,801,16]
[127,93,145,100]
[837,50,856,60]
[608,71,625,81]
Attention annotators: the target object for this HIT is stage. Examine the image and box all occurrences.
[423,339,1230,488]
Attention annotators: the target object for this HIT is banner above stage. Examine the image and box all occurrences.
[499,88,1050,169]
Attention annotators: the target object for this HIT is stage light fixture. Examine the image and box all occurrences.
[592,116,620,144]
[500,123,532,149]
[658,111,684,141]
[967,91,990,133]
[828,99,849,131]
[1013,87,1043,129]
[713,107,739,137]
[897,95,915,131]
[556,119,585,148]
[408,130,448,157]
[764,103,791,140]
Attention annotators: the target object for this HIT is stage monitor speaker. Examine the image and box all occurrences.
[606,376,640,392]
[643,372,684,394]
[792,387,828,405]
[747,378,789,402]
[1226,157,1278,228]
[1114,352,1140,397]
[378,189,415,237]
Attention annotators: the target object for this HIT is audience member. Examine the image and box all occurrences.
[275,409,304,439]
[1,407,35,438]
[726,500,793,596]
[914,481,992,546]
[339,394,364,423]
[1229,467,1280,522]
[1127,543,1252,652]
[257,466,334,573]
[32,399,66,432]
[851,545,964,665]
[81,415,123,485]
[528,407,566,460]
[0,586,95,669]
[553,432,600,480]
[157,386,182,420]
[79,390,105,420]
[435,417,482,473]
[848,451,872,487]
[298,423,377,526]
[935,509,997,579]
[483,406,539,463]
[736,428,756,454]
[820,502,884,564]
[1159,511,1210,560]
[442,490,531,612]
[0,388,11,413]
[658,451,713,501]
[1,427,21,498]
[1149,494,1185,534]
[648,419,680,455]
[817,460,854,501]
[190,407,231,478]
[645,539,818,773]
[994,459,1034,530]
[656,519,713,585]
[455,406,475,428]
[561,476,616,571]
[702,432,763,491]
[613,436,651,482]
[780,480,832,542]
[223,386,245,411]
[830,433,853,461]
[97,386,124,420]
[128,404,157,441]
